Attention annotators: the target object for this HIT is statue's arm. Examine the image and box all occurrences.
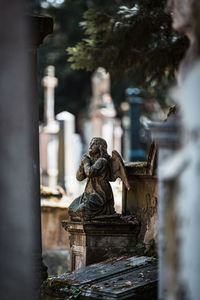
[84,158,107,177]
[76,162,86,181]
[76,154,91,181]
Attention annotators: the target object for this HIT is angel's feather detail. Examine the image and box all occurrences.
[110,150,130,190]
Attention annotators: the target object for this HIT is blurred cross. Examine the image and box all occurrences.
[42,65,58,127]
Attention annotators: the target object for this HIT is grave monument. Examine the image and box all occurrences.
[56,111,82,196]
[42,140,159,299]
[85,68,122,155]
[68,137,130,220]
[63,137,141,271]
[40,65,59,187]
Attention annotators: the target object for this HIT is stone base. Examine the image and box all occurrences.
[62,214,140,271]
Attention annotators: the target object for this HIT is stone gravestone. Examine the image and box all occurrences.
[86,67,122,155]
[56,111,82,196]
[40,65,59,187]
[42,65,58,129]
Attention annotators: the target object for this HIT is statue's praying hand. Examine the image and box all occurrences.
[68,137,130,220]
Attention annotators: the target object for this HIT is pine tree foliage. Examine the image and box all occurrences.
[67,0,188,96]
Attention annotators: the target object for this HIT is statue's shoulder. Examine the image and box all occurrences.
[96,157,107,164]
[95,157,109,169]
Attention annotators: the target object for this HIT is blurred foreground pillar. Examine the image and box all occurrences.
[151,1,200,299]
[0,2,52,299]
[150,112,181,299]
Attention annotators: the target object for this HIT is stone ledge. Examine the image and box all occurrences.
[62,214,140,233]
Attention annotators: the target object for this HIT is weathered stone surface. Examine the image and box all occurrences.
[82,263,157,299]
[42,256,157,299]
[123,175,157,244]
[122,142,158,249]
[62,215,140,271]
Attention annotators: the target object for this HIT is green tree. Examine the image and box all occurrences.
[67,0,188,106]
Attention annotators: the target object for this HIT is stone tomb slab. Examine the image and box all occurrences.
[43,256,157,299]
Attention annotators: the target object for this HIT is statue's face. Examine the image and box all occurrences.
[89,140,99,156]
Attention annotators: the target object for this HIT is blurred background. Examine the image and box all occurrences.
[30,0,188,276]
[2,2,200,300]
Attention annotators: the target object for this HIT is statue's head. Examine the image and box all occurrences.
[89,137,109,158]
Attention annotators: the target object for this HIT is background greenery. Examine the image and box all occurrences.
[37,0,188,124]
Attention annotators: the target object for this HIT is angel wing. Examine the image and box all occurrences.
[110,150,130,191]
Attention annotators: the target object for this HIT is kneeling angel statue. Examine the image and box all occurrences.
[68,137,130,220]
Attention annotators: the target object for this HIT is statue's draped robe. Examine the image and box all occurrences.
[69,157,115,219]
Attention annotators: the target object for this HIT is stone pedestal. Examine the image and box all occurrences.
[62,215,140,271]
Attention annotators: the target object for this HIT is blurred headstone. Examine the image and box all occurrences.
[126,87,147,162]
[121,101,131,161]
[56,111,82,196]
[40,65,59,187]
[42,65,58,130]
[86,67,122,155]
